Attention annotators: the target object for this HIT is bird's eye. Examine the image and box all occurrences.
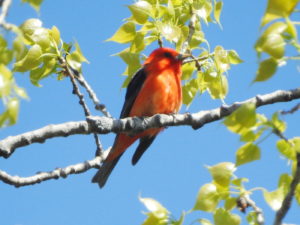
[164,52,173,58]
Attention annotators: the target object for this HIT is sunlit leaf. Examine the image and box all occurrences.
[214,1,223,25]
[263,187,284,210]
[236,142,260,166]
[207,74,228,99]
[228,50,243,64]
[261,0,299,26]
[278,173,292,196]
[50,26,61,46]
[181,63,195,80]
[214,208,241,225]
[107,22,136,43]
[224,103,257,134]
[182,78,199,106]
[130,32,146,53]
[198,218,213,225]
[7,98,19,125]
[30,58,57,86]
[14,44,42,72]
[207,162,236,187]
[194,183,220,212]
[14,86,28,99]
[128,1,152,24]
[254,58,277,82]
[276,139,296,160]
[140,197,169,225]
[271,112,286,132]
[0,64,13,98]
[22,0,43,11]
[224,197,237,211]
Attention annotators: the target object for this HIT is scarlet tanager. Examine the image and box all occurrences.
[92,47,189,188]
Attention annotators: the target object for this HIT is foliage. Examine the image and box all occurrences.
[106,0,242,105]
[0,0,300,224]
[0,15,87,127]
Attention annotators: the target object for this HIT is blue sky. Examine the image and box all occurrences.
[0,0,300,225]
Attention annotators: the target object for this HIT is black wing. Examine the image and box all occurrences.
[119,67,158,166]
[120,68,147,118]
[132,135,157,165]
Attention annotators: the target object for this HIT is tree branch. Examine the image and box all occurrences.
[280,102,300,115]
[0,88,299,158]
[75,75,112,118]
[273,153,300,225]
[0,0,14,30]
[0,153,108,187]
[59,57,104,156]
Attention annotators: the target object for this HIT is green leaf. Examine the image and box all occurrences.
[159,23,181,43]
[107,22,136,43]
[13,36,28,61]
[214,46,229,73]
[30,58,57,86]
[231,177,249,187]
[181,63,195,80]
[228,50,243,64]
[236,143,260,166]
[128,1,152,24]
[207,162,236,187]
[271,112,286,132]
[254,58,277,82]
[170,212,185,225]
[130,32,146,53]
[214,1,223,25]
[182,78,199,106]
[214,208,241,225]
[0,64,13,98]
[223,103,257,134]
[286,18,297,39]
[198,218,213,225]
[66,42,88,71]
[194,1,213,24]
[20,18,43,45]
[14,86,29,99]
[14,44,42,72]
[207,74,228,100]
[22,0,43,11]
[117,48,141,79]
[224,197,237,211]
[194,183,220,212]
[276,139,296,160]
[7,98,19,125]
[261,0,299,26]
[139,197,169,225]
[263,187,284,210]
[50,26,61,46]
[278,173,292,196]
[247,211,260,225]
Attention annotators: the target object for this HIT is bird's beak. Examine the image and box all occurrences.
[176,53,191,62]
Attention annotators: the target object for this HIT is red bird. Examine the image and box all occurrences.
[92,47,188,188]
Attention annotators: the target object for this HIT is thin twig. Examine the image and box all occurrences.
[75,75,112,118]
[273,153,300,225]
[237,195,264,225]
[181,7,197,54]
[0,0,14,30]
[0,153,108,187]
[183,54,213,65]
[59,57,103,155]
[280,102,300,115]
[1,88,300,158]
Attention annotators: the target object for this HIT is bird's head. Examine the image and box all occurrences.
[144,48,190,72]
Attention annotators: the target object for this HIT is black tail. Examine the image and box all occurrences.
[91,155,122,188]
